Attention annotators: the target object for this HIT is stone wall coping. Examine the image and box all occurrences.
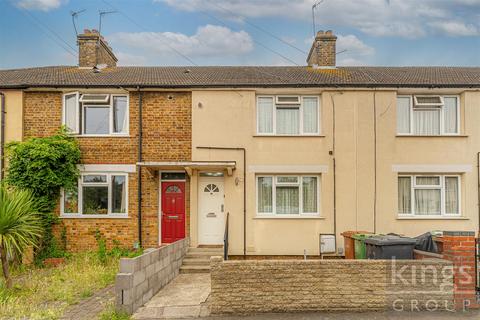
[413,249,444,259]
[443,231,475,236]
[214,258,451,266]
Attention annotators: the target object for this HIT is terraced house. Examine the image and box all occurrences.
[1,29,479,257]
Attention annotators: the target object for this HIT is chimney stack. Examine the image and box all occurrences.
[77,29,118,68]
[307,30,337,68]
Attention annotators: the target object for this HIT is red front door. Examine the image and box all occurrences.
[161,182,186,244]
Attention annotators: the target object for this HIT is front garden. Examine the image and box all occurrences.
[0,251,129,319]
[0,130,135,319]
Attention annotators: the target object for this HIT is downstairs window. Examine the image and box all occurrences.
[398,175,460,216]
[62,173,128,217]
[257,175,320,216]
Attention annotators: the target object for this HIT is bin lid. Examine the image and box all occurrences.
[364,235,416,245]
[341,231,370,237]
[351,233,375,240]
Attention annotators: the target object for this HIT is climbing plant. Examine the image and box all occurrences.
[4,128,81,261]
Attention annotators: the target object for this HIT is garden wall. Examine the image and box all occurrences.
[115,238,190,314]
[210,257,454,314]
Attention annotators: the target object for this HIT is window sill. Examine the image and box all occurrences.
[60,214,129,219]
[73,134,130,138]
[396,135,468,138]
[253,134,325,138]
[397,215,468,220]
[254,215,324,219]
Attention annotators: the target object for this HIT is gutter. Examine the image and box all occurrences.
[0,92,4,180]
[1,84,480,90]
[137,88,143,248]
[196,146,247,257]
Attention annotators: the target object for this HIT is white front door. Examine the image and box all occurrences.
[198,176,225,245]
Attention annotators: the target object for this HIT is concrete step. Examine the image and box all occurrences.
[180,265,211,274]
[182,258,211,266]
[185,251,223,258]
[187,247,223,253]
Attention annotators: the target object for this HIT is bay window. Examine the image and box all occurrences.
[397,95,459,135]
[257,96,320,135]
[257,175,320,216]
[62,93,129,135]
[398,175,460,216]
[62,173,128,217]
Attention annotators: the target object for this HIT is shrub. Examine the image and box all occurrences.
[5,129,81,262]
[0,185,43,288]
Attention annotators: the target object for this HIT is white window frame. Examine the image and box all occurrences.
[398,174,461,217]
[79,93,110,103]
[256,174,321,217]
[62,92,129,136]
[414,95,444,107]
[60,172,129,218]
[397,95,460,136]
[256,95,321,136]
[62,92,80,134]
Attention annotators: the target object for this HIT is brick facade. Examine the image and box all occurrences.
[23,91,192,251]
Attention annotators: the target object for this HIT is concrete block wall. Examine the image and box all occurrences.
[115,238,190,314]
[210,257,453,314]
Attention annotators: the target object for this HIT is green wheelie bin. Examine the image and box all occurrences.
[352,233,374,259]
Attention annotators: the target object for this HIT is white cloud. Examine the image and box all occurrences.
[336,34,375,56]
[429,21,479,36]
[109,25,253,58]
[116,52,148,66]
[160,0,480,38]
[13,0,65,11]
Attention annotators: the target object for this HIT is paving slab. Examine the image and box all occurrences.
[133,273,210,320]
[60,284,115,320]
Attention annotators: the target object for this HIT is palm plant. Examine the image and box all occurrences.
[0,184,43,288]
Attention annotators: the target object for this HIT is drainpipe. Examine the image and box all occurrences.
[373,90,377,234]
[0,92,5,181]
[477,152,480,233]
[196,146,247,257]
[329,92,343,252]
[137,88,143,247]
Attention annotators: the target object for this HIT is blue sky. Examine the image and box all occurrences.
[1,0,479,69]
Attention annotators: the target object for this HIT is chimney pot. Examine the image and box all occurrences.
[307,30,337,68]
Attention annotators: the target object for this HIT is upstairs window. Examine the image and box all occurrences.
[62,93,129,135]
[257,95,320,135]
[397,95,459,135]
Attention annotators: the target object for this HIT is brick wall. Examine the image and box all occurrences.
[441,231,478,310]
[23,91,192,251]
[210,258,453,314]
[414,231,479,311]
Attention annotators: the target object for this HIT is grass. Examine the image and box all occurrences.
[0,252,121,320]
[98,302,131,320]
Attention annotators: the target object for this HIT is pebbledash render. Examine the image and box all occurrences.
[1,29,480,255]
